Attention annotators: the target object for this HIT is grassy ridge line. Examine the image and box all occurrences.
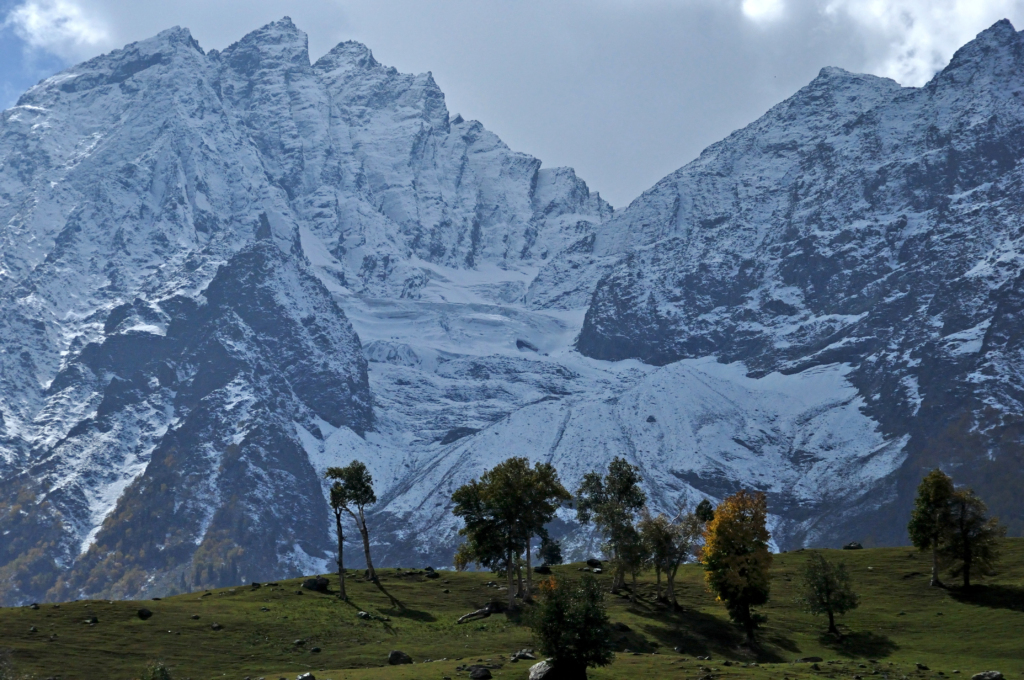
[0,542,1022,679]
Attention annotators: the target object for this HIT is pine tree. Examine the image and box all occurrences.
[701,490,773,642]
[907,469,956,587]
[939,489,1006,589]
[537,536,563,565]
[798,553,859,636]
[575,457,647,593]
[324,462,379,582]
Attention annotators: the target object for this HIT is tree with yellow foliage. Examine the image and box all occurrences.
[700,490,773,643]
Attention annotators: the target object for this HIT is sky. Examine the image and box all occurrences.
[2,1,1024,207]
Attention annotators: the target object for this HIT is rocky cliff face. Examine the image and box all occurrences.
[576,19,1024,542]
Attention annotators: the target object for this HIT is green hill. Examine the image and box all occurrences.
[1,541,1022,680]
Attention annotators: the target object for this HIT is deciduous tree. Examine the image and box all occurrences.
[325,462,379,582]
[798,553,859,636]
[576,458,647,593]
[908,469,956,587]
[701,490,772,642]
[531,575,614,680]
[940,489,1006,589]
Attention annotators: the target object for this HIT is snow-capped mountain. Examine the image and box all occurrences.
[0,17,1021,604]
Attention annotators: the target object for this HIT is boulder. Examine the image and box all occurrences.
[426,571,440,579]
[388,650,413,665]
[302,577,329,592]
[310,647,321,653]
[210,623,223,631]
[468,666,493,679]
[586,558,603,568]
[843,542,864,550]
[533,565,552,575]
[296,674,316,680]
[529,661,556,680]
[137,608,153,620]
[971,673,1003,680]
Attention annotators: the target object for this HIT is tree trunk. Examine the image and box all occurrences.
[655,567,663,601]
[507,548,516,611]
[334,509,347,600]
[827,609,837,636]
[963,548,972,589]
[666,566,676,608]
[930,538,943,587]
[630,570,638,604]
[355,507,377,582]
[516,562,524,598]
[524,536,533,602]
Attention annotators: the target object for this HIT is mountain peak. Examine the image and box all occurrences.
[313,40,380,75]
[934,18,1023,85]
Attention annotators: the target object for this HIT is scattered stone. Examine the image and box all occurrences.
[443,589,451,594]
[294,639,306,646]
[797,657,824,663]
[593,568,603,574]
[137,608,153,620]
[310,647,321,653]
[917,664,930,671]
[251,582,261,588]
[190,614,200,619]
[296,674,316,680]
[83,616,98,624]
[151,597,162,601]
[426,571,440,579]
[469,666,493,679]
[210,623,223,631]
[843,542,864,550]
[357,611,371,620]
[260,607,269,611]
[647,415,657,423]
[971,673,1003,680]
[29,626,38,633]
[388,650,413,665]
[425,566,435,572]
[29,603,39,610]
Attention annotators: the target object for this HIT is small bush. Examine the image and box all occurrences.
[143,661,173,680]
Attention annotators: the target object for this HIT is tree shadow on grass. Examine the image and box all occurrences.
[379,606,437,623]
[627,600,789,663]
[949,584,1024,612]
[819,630,899,659]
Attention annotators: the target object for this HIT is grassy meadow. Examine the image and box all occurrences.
[1,540,1022,680]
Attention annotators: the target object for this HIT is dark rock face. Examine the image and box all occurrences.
[578,21,1024,542]
[0,242,370,602]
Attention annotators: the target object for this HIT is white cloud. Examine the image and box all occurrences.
[825,0,1024,86]
[5,0,109,60]
[742,0,786,22]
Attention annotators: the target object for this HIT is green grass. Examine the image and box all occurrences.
[1,540,1023,680]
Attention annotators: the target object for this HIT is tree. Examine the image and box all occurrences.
[640,509,699,608]
[939,489,1006,589]
[576,458,648,593]
[531,575,615,680]
[798,553,859,636]
[452,457,569,610]
[908,469,956,587]
[701,490,773,642]
[324,462,379,582]
[537,536,563,565]
[327,481,348,599]
[695,499,715,524]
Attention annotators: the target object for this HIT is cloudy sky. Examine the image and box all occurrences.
[2,0,1023,206]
